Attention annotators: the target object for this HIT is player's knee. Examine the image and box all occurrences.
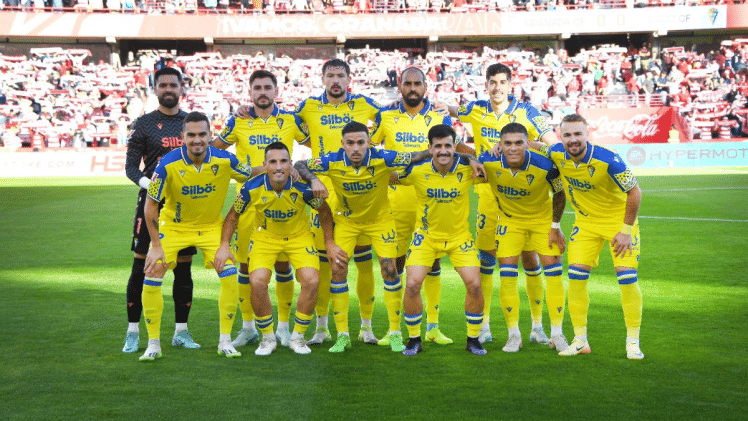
[465,278,482,297]
[404,279,422,298]
[380,260,398,281]
[520,250,540,269]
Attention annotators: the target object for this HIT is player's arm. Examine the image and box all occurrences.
[294,159,328,199]
[455,141,476,156]
[143,196,167,274]
[612,184,642,258]
[457,153,486,181]
[539,130,559,145]
[214,206,239,273]
[124,121,150,189]
[548,189,567,254]
[316,201,348,271]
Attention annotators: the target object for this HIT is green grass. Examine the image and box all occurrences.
[0,174,747,420]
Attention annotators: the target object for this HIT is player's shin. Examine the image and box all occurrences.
[218,266,239,336]
[499,265,520,330]
[617,269,642,340]
[424,268,442,327]
[315,254,332,321]
[142,277,164,340]
[568,266,591,339]
[237,269,255,324]
[543,263,566,328]
[354,247,375,321]
[479,250,496,326]
[523,263,544,326]
[383,277,403,332]
[275,267,295,326]
[330,278,350,334]
[464,276,484,338]
[126,257,146,323]
[172,260,194,323]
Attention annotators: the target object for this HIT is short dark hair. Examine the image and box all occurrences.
[322,58,350,76]
[485,63,512,81]
[249,69,277,87]
[154,67,183,86]
[427,124,457,145]
[501,122,528,138]
[182,111,210,131]
[400,67,426,83]
[264,141,290,158]
[341,121,369,137]
[561,114,588,126]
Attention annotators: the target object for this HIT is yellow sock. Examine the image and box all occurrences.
[424,270,441,325]
[330,279,350,334]
[543,263,565,327]
[142,277,164,340]
[255,314,274,336]
[568,266,590,337]
[499,265,520,329]
[466,311,483,337]
[479,251,496,324]
[618,270,642,340]
[315,257,332,318]
[404,311,422,338]
[293,311,313,335]
[524,265,544,324]
[354,249,375,320]
[218,266,239,335]
[383,277,403,332]
[275,268,294,323]
[238,271,255,322]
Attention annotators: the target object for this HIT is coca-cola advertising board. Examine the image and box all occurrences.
[584,107,689,144]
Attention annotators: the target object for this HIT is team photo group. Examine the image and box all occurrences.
[122,57,644,362]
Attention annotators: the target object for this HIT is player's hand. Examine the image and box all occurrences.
[326,242,349,272]
[235,105,251,118]
[469,160,487,182]
[488,142,502,158]
[548,228,566,254]
[290,166,301,183]
[432,100,450,116]
[612,232,634,258]
[144,245,168,275]
[213,244,235,273]
[389,171,400,185]
[311,178,329,199]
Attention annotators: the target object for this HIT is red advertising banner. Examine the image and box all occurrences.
[583,107,689,144]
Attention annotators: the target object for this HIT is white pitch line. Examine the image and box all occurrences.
[645,187,748,192]
[561,211,747,222]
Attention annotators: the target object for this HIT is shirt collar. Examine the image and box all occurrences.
[322,91,352,105]
[263,173,292,191]
[180,144,212,165]
[430,153,460,175]
[564,141,593,164]
[397,98,432,116]
[500,149,531,171]
[343,147,372,167]
[487,95,519,115]
[249,104,280,120]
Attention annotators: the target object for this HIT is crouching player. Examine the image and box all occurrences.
[481,123,569,353]
[215,142,340,356]
[400,124,488,356]
[140,111,256,361]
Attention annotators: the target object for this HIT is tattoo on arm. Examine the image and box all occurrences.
[552,191,566,223]
[294,161,318,183]
[408,150,433,166]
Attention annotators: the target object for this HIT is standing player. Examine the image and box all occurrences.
[123,67,199,354]
[214,142,340,356]
[213,70,308,348]
[399,124,487,357]
[541,114,643,360]
[369,67,454,346]
[444,63,558,345]
[480,123,569,353]
[139,111,255,361]
[294,59,383,345]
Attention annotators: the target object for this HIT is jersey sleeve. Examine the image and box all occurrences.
[369,111,385,145]
[547,165,564,193]
[606,153,638,192]
[398,164,416,185]
[230,153,253,182]
[217,114,237,146]
[147,161,167,201]
[298,182,325,210]
[125,117,147,184]
[233,183,252,215]
[306,155,329,174]
[381,149,413,168]
[523,104,551,140]
[293,113,309,143]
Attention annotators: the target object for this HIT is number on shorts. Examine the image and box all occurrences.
[477,213,487,230]
[570,226,579,242]
[412,233,424,247]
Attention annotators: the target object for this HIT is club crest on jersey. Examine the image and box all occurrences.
[457,173,463,182]
[481,113,487,120]
[290,192,298,203]
[509,115,517,123]
[179,170,185,177]
[424,174,429,180]
[339,170,346,176]
[425,116,432,126]
[317,105,323,111]
[276,119,284,130]
[526,174,535,186]
[262,196,267,203]
[348,102,355,111]
[248,120,254,128]
[157,123,162,130]
[394,117,400,124]
[211,165,219,176]
[588,166,595,177]
[367,167,375,176]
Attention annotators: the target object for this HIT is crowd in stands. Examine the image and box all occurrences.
[1,0,745,14]
[1,39,747,150]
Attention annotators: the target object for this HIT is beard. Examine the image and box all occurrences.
[403,93,423,108]
[157,93,179,109]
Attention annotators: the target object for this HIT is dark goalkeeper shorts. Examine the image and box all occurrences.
[131,189,197,257]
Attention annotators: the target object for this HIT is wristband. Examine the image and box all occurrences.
[138,176,151,190]
[551,222,561,229]
[620,224,634,235]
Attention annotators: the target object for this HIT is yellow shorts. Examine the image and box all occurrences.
[233,208,288,266]
[496,219,562,258]
[476,190,500,251]
[393,209,417,257]
[247,230,319,273]
[157,226,221,270]
[568,219,641,269]
[406,230,479,268]
[309,186,371,251]
[335,214,398,259]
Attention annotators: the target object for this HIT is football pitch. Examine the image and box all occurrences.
[1,170,746,420]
